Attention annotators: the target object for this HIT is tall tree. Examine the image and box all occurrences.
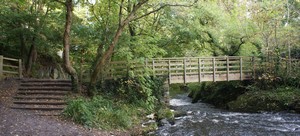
[88,0,198,95]
[54,0,79,92]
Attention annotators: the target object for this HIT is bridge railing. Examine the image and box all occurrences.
[105,56,257,84]
[0,55,22,79]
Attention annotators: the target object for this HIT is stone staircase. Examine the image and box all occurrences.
[11,79,72,116]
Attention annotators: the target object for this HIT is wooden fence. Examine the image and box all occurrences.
[105,56,257,84]
[0,55,22,79]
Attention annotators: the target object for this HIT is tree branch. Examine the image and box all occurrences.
[132,1,198,21]
[90,5,101,23]
[119,0,125,27]
[53,0,65,5]
[120,0,148,26]
[230,36,246,56]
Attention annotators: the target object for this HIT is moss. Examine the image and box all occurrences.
[228,87,300,113]
[157,108,174,120]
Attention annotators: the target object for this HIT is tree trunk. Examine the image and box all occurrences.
[87,0,179,96]
[25,40,37,76]
[88,26,126,96]
[19,33,27,70]
[63,0,79,92]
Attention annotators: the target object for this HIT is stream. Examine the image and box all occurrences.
[156,94,300,136]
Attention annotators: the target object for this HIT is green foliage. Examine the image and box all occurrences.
[228,87,300,112]
[102,75,165,111]
[64,96,135,130]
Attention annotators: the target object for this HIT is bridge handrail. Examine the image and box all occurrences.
[0,55,22,79]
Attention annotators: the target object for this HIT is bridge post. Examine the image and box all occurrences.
[152,59,155,76]
[226,57,229,81]
[252,57,256,79]
[168,59,171,84]
[183,58,187,84]
[198,58,202,82]
[213,58,216,82]
[0,55,3,79]
[240,57,243,80]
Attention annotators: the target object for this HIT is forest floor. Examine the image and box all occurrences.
[0,78,130,136]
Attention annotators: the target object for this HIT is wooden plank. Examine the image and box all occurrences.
[3,57,19,62]
[3,64,19,68]
[153,68,169,71]
[3,70,19,75]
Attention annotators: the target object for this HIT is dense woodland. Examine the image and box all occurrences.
[1,0,300,132]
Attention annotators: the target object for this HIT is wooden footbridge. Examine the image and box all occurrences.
[105,56,300,84]
[105,56,259,84]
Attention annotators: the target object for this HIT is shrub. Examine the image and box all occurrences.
[102,75,164,111]
[64,74,165,130]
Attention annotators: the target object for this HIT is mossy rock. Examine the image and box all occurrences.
[157,108,174,120]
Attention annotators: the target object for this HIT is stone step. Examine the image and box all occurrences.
[13,101,66,105]
[12,79,71,116]
[17,91,69,95]
[21,79,71,83]
[13,95,66,100]
[20,83,72,87]
[11,106,65,110]
[19,87,71,91]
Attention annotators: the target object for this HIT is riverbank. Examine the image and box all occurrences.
[187,80,300,113]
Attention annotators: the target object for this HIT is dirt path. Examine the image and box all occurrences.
[0,78,129,136]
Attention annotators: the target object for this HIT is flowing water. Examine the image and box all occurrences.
[156,94,300,136]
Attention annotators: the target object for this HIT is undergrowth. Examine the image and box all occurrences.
[63,96,138,130]
[63,75,165,130]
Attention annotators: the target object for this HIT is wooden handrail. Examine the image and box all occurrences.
[0,55,22,79]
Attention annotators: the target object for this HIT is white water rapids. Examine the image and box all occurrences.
[156,94,300,136]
